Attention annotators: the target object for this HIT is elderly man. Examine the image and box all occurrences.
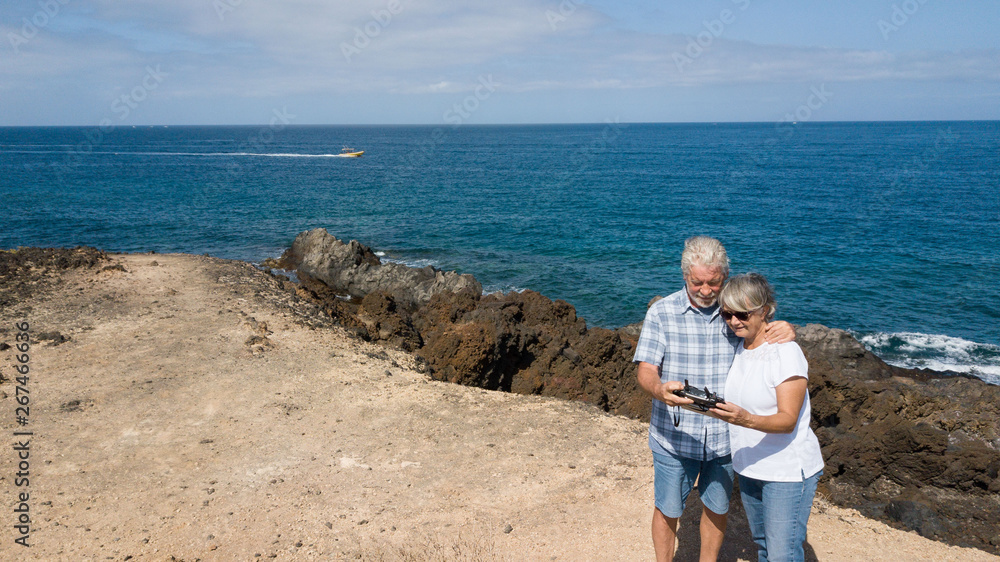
[633,236,795,562]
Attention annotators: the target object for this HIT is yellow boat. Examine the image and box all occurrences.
[340,147,364,157]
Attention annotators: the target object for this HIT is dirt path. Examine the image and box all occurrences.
[0,253,994,561]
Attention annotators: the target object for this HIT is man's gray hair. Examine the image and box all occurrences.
[681,236,730,277]
[717,273,777,322]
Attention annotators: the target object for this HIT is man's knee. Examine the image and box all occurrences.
[702,505,728,528]
[653,507,679,526]
[703,505,727,519]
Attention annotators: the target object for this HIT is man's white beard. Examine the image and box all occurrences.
[690,291,717,308]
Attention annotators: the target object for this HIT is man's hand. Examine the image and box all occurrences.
[763,320,796,344]
[637,362,694,407]
[658,380,696,407]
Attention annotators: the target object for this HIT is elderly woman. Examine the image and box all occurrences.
[709,273,824,562]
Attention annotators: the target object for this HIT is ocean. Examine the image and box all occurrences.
[2,122,998,383]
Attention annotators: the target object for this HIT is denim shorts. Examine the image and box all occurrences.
[738,470,822,562]
[652,451,734,518]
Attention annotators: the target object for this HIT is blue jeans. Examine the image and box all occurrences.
[652,451,734,518]
[738,471,821,562]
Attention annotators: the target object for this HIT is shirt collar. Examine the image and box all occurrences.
[674,286,721,319]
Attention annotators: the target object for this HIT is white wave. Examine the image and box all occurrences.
[858,331,994,356]
[381,256,439,269]
[483,283,528,295]
[884,357,1000,385]
[856,331,1000,384]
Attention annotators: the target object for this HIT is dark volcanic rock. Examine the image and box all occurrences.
[278,231,1000,554]
[413,289,646,417]
[885,497,948,540]
[349,291,422,351]
[0,247,107,307]
[797,324,1000,553]
[274,229,481,310]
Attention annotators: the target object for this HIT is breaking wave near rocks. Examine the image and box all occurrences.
[856,331,1000,385]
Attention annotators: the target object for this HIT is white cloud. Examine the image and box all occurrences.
[1,0,997,123]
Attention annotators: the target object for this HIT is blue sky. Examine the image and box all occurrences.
[1,0,998,125]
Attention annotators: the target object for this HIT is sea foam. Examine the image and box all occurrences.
[856,331,1000,385]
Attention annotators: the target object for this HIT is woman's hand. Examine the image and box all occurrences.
[709,401,754,427]
[712,377,808,433]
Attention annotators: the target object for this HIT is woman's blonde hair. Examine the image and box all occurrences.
[717,273,776,322]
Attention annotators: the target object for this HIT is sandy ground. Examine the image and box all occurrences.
[0,253,996,561]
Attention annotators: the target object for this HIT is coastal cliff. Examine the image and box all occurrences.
[274,228,1000,554]
[1,244,997,560]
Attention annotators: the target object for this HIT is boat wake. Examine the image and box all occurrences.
[3,150,358,158]
[223,152,358,158]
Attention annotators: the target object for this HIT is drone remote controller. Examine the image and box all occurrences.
[672,379,725,412]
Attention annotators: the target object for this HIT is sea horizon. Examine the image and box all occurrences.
[5,119,1000,128]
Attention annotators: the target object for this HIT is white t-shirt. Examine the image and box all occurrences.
[724,341,824,482]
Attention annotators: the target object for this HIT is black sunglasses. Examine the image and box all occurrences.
[720,308,758,322]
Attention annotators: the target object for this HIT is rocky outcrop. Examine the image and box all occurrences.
[797,324,1000,552]
[0,247,107,308]
[272,229,481,310]
[414,289,646,417]
[275,232,1000,555]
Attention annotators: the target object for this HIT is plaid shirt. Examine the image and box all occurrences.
[633,287,740,460]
